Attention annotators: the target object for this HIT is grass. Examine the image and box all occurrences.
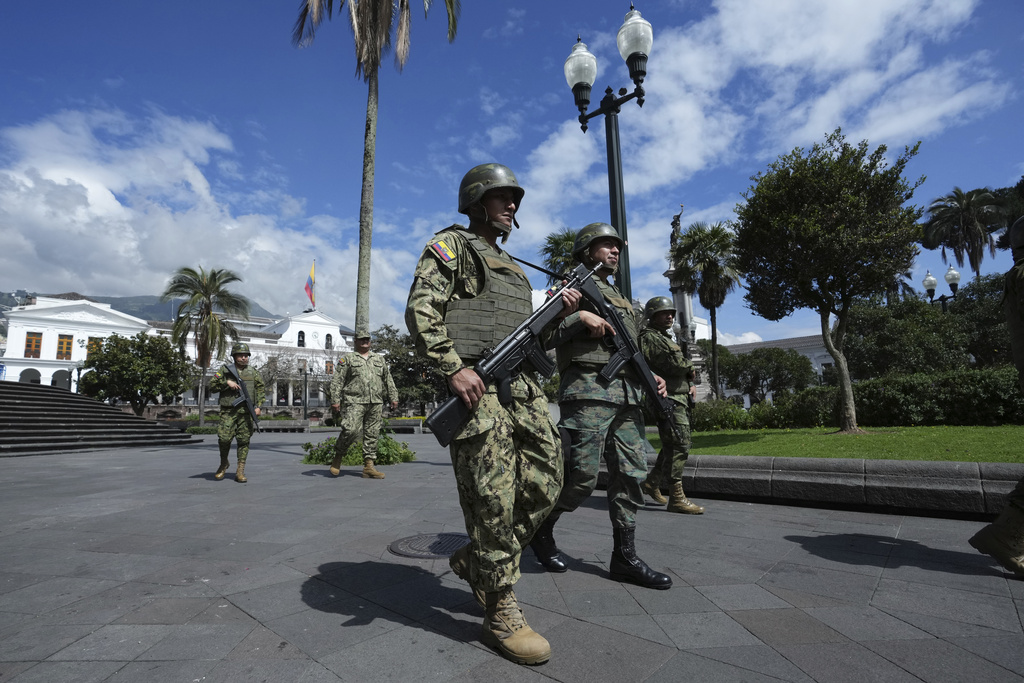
[646,425,1024,463]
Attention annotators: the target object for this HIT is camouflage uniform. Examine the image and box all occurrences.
[639,326,695,482]
[209,362,265,466]
[330,350,398,461]
[546,278,646,529]
[405,225,563,592]
[1001,257,1024,512]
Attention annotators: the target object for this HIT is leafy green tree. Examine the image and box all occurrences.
[79,333,195,416]
[540,227,579,286]
[669,221,742,399]
[720,347,816,405]
[734,128,923,433]
[370,323,446,415]
[843,297,971,380]
[293,0,460,335]
[922,187,1004,279]
[160,266,251,426]
[993,176,1024,250]
[950,273,1011,369]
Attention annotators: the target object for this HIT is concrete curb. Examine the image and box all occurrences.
[681,455,1024,515]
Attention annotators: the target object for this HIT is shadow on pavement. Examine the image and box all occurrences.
[786,533,997,575]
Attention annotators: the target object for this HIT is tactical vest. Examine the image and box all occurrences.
[641,327,691,396]
[443,229,534,362]
[557,279,638,376]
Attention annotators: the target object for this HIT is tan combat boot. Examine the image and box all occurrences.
[362,458,385,479]
[969,505,1024,577]
[329,453,342,477]
[667,481,703,514]
[214,453,230,480]
[481,588,551,665]
[235,460,247,483]
[448,544,486,608]
[641,473,667,504]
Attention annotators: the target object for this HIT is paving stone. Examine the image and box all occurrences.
[687,644,816,682]
[0,661,123,683]
[655,611,763,650]
[801,605,932,641]
[864,637,1024,682]
[697,583,792,611]
[48,624,172,661]
[728,608,848,648]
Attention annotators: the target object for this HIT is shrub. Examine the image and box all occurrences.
[780,386,838,428]
[747,400,787,429]
[301,427,416,466]
[692,399,751,431]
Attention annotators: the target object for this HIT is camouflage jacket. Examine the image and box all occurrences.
[329,351,398,406]
[639,327,695,405]
[210,363,265,409]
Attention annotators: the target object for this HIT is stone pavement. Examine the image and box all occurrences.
[1,433,1022,682]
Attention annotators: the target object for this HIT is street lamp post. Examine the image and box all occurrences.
[564,4,653,301]
[299,360,308,420]
[922,265,961,313]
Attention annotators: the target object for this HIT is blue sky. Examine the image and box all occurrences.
[1,0,1021,343]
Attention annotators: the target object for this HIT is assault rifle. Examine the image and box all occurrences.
[574,276,685,444]
[425,262,603,447]
[224,363,262,433]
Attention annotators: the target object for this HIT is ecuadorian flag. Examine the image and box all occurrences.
[305,262,315,307]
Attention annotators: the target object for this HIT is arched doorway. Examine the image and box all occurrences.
[51,369,72,391]
[19,369,42,384]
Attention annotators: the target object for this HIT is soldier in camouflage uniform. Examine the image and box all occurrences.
[405,163,581,665]
[638,296,705,514]
[970,216,1024,577]
[328,332,399,479]
[209,343,265,483]
[531,223,673,591]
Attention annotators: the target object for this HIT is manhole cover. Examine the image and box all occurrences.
[388,532,469,559]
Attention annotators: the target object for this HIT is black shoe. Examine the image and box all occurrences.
[610,527,672,589]
[530,517,568,573]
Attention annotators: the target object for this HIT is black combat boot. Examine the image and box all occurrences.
[609,527,672,589]
[529,517,567,573]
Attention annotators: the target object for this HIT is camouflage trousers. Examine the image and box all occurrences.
[217,407,256,462]
[449,380,563,592]
[553,399,647,529]
[333,402,383,461]
[651,402,692,483]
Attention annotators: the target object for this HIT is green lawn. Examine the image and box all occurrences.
[648,425,1024,463]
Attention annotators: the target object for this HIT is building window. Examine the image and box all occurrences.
[326,360,334,375]
[325,334,333,350]
[297,331,306,348]
[57,334,73,361]
[24,332,42,359]
[87,337,103,358]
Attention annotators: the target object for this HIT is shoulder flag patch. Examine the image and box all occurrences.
[431,240,456,262]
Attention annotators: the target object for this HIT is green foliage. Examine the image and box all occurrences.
[949,273,1011,368]
[541,372,560,403]
[691,399,751,431]
[540,227,580,286]
[301,427,416,466]
[371,323,447,410]
[921,187,1003,278]
[734,128,924,431]
[186,426,219,434]
[79,332,195,416]
[844,297,971,380]
[160,266,250,368]
[853,367,1024,427]
[720,347,816,403]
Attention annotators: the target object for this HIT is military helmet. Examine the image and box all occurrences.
[572,222,623,261]
[644,296,675,320]
[457,163,525,215]
[231,343,250,356]
[1011,216,1024,251]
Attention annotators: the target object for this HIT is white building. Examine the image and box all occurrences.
[1,293,354,407]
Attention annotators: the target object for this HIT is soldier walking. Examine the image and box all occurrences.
[638,296,705,514]
[209,343,264,482]
[328,331,398,479]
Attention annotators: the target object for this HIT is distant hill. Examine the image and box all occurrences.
[89,295,279,322]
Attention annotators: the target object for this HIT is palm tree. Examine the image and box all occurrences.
[669,221,742,399]
[293,0,460,334]
[922,187,1004,280]
[540,227,579,286]
[161,267,251,426]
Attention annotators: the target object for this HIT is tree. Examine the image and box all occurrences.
[921,187,1004,279]
[79,333,195,416]
[293,0,460,335]
[949,273,1012,369]
[160,266,251,426]
[734,128,924,433]
[370,323,446,414]
[720,347,815,405]
[540,227,579,286]
[843,297,971,380]
[669,221,741,399]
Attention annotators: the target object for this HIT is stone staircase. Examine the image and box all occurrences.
[0,382,196,455]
